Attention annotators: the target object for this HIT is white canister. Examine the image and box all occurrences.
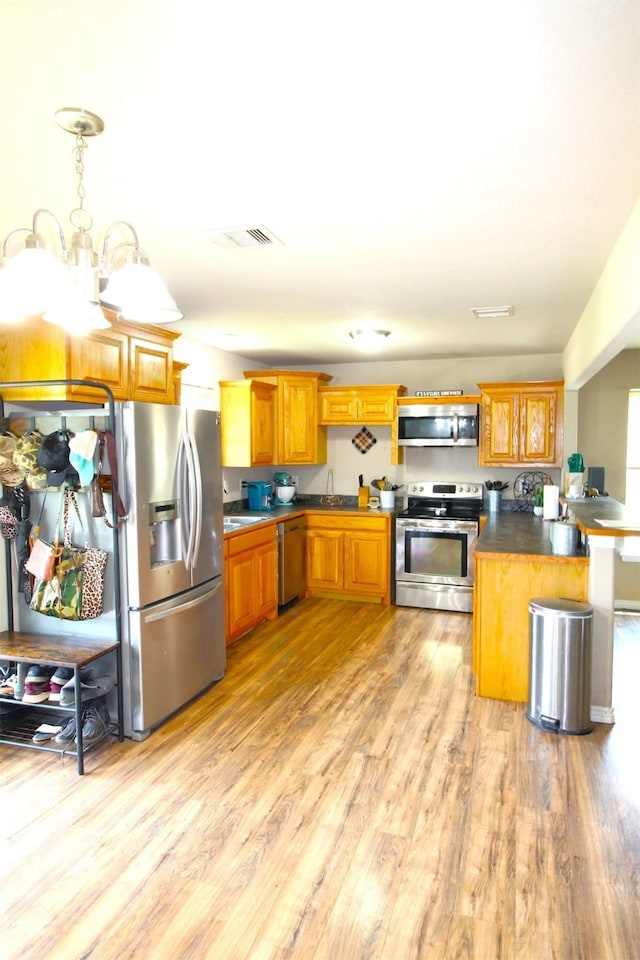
[550,521,579,556]
[379,489,396,509]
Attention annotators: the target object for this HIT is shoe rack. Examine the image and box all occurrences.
[0,380,124,775]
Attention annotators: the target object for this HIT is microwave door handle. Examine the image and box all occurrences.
[452,413,458,442]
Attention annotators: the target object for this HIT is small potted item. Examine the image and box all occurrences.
[533,485,544,517]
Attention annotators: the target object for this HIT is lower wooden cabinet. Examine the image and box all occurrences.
[473,553,588,702]
[305,512,391,604]
[225,524,278,644]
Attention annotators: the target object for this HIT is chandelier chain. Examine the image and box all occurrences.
[70,131,93,232]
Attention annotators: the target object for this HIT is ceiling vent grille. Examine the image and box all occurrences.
[210,225,283,249]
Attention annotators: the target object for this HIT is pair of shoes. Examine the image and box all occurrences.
[22,665,55,703]
[54,698,111,748]
[59,673,114,707]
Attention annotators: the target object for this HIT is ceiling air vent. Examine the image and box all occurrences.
[209,225,283,249]
[471,305,515,319]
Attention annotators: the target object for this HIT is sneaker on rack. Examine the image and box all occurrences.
[22,678,52,703]
[59,674,114,707]
[54,715,77,744]
[0,673,19,698]
[48,668,74,703]
[25,664,55,683]
[32,721,66,744]
[76,699,111,748]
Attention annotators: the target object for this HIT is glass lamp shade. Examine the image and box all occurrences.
[100,261,183,324]
[43,298,111,335]
[2,246,71,319]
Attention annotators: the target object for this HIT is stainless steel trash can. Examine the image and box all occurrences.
[526,597,593,735]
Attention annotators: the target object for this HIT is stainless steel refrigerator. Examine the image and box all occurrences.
[116,402,225,740]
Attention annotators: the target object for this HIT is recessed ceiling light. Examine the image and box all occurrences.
[471,305,515,319]
[349,329,391,352]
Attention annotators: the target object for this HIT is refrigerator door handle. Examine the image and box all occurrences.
[178,428,195,570]
[189,426,203,569]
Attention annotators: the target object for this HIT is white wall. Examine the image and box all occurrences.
[563,197,640,389]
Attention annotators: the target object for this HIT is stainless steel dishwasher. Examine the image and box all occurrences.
[277,516,306,607]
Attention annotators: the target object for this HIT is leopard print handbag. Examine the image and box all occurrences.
[64,490,108,621]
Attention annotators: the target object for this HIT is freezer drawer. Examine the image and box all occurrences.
[125,578,225,739]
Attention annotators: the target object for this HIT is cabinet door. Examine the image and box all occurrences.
[319,390,358,425]
[479,391,519,465]
[68,328,130,400]
[227,549,257,641]
[251,383,277,466]
[344,530,388,595]
[129,337,173,403]
[357,392,396,424]
[280,376,320,464]
[306,529,343,589]
[254,539,278,621]
[520,389,560,465]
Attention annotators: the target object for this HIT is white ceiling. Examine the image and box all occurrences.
[2,1,639,366]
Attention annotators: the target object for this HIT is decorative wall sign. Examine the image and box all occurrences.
[352,427,377,453]
[414,389,463,397]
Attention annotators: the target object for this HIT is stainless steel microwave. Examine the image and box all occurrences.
[397,403,479,447]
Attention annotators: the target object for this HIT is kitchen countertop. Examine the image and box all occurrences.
[476,512,589,560]
[561,496,640,536]
[476,494,638,559]
[223,497,398,535]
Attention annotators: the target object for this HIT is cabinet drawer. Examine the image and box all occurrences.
[305,512,389,533]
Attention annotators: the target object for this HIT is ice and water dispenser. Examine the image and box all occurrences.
[148,500,181,566]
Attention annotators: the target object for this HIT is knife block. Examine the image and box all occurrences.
[358,486,369,508]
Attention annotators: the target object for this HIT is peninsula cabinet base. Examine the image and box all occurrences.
[473,554,588,702]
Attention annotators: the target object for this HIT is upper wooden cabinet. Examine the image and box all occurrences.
[244,370,332,465]
[478,380,564,467]
[0,310,182,404]
[318,384,407,425]
[219,379,277,467]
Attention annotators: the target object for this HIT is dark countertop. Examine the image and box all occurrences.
[561,496,640,536]
[225,494,400,520]
[223,496,398,536]
[476,512,589,560]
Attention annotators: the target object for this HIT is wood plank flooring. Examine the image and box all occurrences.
[1,601,639,960]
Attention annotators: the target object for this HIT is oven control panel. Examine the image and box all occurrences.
[406,481,483,499]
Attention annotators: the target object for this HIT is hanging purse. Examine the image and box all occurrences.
[29,494,83,620]
[65,490,108,620]
[29,491,108,621]
[25,493,58,580]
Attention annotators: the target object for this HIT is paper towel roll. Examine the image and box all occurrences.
[543,484,559,520]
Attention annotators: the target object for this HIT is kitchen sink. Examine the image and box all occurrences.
[223,516,266,531]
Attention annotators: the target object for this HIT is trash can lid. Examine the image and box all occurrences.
[529,597,593,617]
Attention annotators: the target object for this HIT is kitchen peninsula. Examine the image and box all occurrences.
[473,496,638,721]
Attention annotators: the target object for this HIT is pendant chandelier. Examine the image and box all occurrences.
[0,107,183,335]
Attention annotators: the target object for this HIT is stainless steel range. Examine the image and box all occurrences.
[395,480,484,613]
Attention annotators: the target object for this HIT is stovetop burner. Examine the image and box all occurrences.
[400,480,484,520]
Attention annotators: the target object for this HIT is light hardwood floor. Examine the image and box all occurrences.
[1,601,639,960]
